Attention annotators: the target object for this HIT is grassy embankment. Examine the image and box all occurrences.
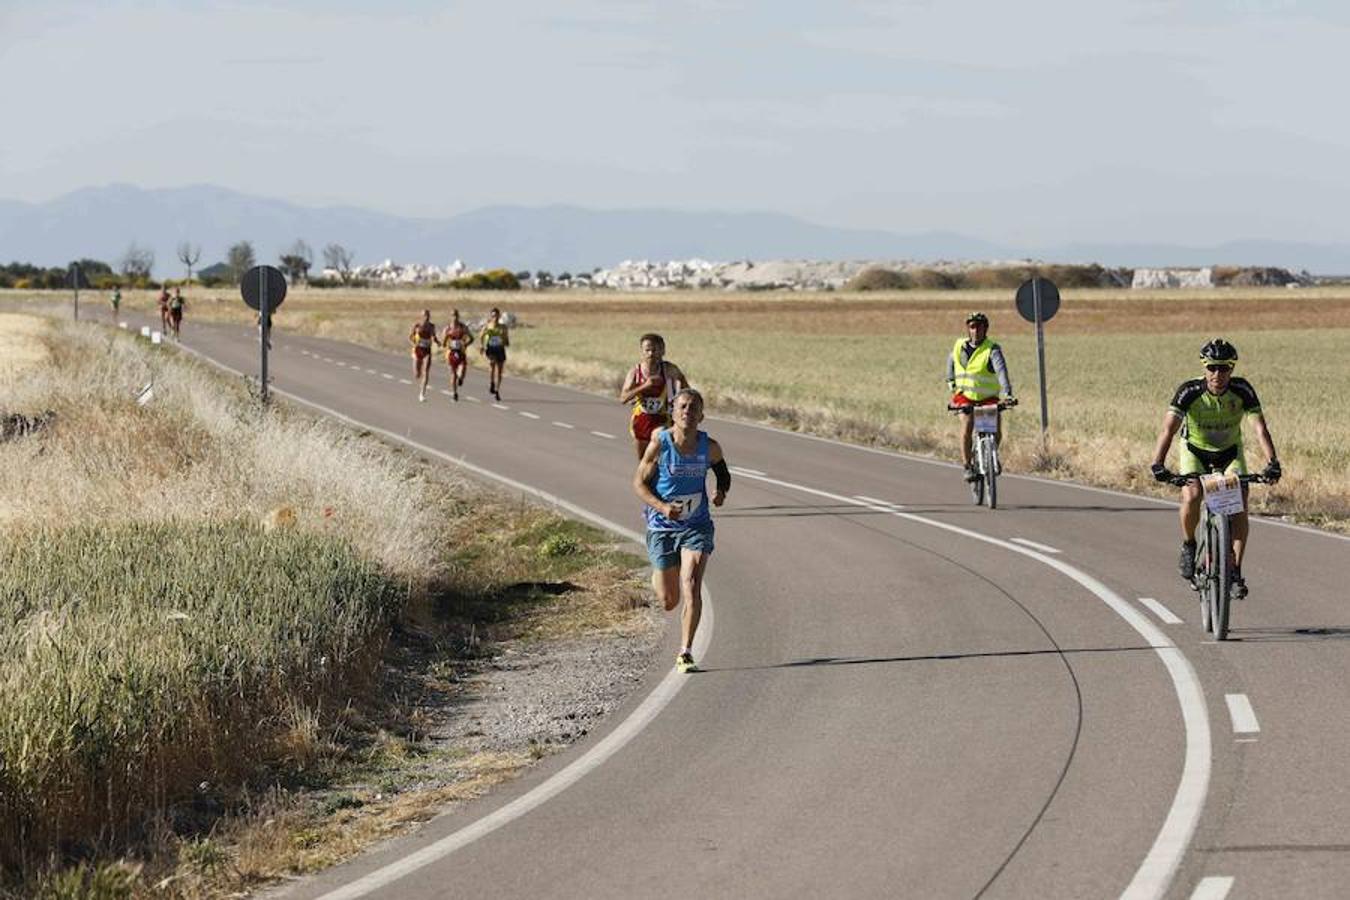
[0,312,653,896]
[75,285,1350,532]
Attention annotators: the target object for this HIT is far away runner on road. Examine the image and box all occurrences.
[633,388,730,674]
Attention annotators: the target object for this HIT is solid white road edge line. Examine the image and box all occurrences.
[731,470,1210,900]
[1138,598,1184,625]
[853,494,898,507]
[163,341,714,899]
[732,466,766,476]
[1224,694,1260,734]
[1189,875,1235,900]
[1010,537,1062,554]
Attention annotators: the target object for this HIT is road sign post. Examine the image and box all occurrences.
[69,263,81,321]
[1014,277,1060,447]
[240,265,288,406]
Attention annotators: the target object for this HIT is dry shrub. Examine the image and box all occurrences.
[845,267,911,291]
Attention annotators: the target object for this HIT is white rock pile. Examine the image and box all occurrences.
[1131,267,1214,289]
[321,259,469,284]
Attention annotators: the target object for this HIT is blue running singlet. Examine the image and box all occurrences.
[645,430,712,532]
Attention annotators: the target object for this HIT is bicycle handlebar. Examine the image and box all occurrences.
[1167,472,1269,487]
[947,398,1018,413]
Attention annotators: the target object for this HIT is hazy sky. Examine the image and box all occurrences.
[2,0,1347,245]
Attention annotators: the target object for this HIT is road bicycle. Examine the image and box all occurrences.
[1169,471,1269,641]
[949,398,1017,509]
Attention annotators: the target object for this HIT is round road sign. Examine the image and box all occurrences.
[240,265,288,312]
[1015,277,1060,323]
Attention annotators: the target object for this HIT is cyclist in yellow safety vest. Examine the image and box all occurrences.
[946,312,1015,482]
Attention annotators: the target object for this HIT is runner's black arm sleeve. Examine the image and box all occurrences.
[711,460,731,493]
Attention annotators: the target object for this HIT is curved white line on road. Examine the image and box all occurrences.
[163,339,715,898]
[732,470,1210,900]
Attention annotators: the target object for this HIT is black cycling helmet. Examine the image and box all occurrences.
[1200,338,1238,367]
[966,311,989,326]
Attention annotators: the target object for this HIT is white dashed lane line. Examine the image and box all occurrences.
[399,379,413,385]
[493,403,510,410]
[366,368,377,375]
[853,494,903,508]
[1010,537,1062,554]
[552,421,575,429]
[590,431,617,440]
[466,396,481,403]
[381,373,394,380]
[1139,597,1183,625]
[1189,876,1235,900]
[1224,694,1260,735]
[519,412,540,420]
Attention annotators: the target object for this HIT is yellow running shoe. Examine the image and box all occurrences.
[676,652,698,673]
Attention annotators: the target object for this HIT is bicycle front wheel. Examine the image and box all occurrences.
[1197,515,1213,634]
[1213,513,1232,640]
[984,441,998,509]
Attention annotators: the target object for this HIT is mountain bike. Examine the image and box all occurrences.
[1169,471,1269,641]
[949,398,1017,509]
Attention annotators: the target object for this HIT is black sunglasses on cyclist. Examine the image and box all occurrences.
[1205,364,1233,372]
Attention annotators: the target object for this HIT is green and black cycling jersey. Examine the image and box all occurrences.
[1167,377,1262,453]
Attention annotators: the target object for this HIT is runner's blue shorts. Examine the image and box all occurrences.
[646,523,715,570]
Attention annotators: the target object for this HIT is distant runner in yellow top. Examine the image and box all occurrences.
[479,307,509,402]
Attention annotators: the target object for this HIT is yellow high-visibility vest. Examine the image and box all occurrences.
[951,337,1000,400]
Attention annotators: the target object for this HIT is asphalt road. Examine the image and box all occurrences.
[123,317,1350,899]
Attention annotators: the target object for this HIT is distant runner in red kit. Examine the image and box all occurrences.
[409,309,439,402]
[619,333,688,460]
[440,309,474,401]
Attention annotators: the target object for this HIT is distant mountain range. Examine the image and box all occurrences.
[0,183,1346,274]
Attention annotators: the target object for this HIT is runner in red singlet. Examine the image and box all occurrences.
[409,309,439,402]
[619,333,688,459]
[439,309,474,401]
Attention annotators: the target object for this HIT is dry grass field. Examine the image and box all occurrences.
[61,283,1349,531]
[0,311,655,895]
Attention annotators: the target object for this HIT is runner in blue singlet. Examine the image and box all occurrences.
[634,388,731,673]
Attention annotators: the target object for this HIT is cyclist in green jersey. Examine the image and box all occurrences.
[1150,339,1281,598]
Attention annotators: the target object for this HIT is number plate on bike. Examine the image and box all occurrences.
[973,405,999,434]
[1200,473,1244,516]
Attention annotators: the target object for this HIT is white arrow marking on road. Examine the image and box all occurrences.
[1189,876,1234,899]
[1139,598,1183,625]
[1224,694,1260,734]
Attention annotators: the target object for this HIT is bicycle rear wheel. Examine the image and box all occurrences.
[1213,513,1232,640]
